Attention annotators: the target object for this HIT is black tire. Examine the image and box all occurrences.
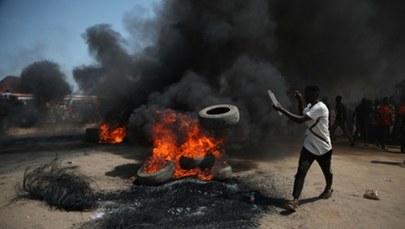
[137,162,175,185]
[85,128,99,143]
[199,152,215,170]
[179,156,204,170]
[179,152,216,171]
[198,104,240,129]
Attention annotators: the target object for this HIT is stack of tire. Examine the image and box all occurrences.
[137,104,239,185]
[198,104,239,181]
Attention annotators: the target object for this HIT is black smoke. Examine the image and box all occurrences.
[271,0,405,98]
[73,0,405,151]
[20,60,72,106]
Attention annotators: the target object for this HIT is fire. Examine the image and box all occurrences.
[143,109,223,180]
[98,123,127,144]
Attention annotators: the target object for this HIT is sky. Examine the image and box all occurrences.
[0,0,161,90]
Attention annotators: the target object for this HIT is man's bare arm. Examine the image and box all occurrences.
[295,90,304,116]
[273,102,311,124]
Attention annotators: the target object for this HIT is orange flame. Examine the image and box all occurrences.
[98,123,127,144]
[143,109,223,180]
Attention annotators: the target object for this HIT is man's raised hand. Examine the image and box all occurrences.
[294,90,302,101]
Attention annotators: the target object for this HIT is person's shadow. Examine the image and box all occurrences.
[371,160,405,167]
[250,192,320,215]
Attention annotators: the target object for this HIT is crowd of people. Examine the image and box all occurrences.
[271,85,404,212]
[329,94,405,153]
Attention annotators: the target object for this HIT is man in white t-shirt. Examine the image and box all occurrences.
[272,85,333,212]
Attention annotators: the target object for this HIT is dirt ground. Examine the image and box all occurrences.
[0,126,404,229]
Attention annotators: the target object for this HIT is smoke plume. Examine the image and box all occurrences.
[73,0,405,151]
[20,60,72,106]
[271,0,405,99]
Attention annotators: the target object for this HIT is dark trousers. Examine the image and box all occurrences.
[353,120,368,143]
[376,125,390,149]
[400,127,405,153]
[330,120,354,143]
[293,147,333,198]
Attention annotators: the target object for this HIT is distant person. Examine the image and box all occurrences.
[399,100,405,153]
[375,97,394,150]
[367,99,381,144]
[387,96,396,144]
[4,89,11,100]
[352,98,368,143]
[330,95,355,146]
[272,85,333,212]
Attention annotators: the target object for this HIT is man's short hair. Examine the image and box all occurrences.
[305,85,320,96]
[305,85,320,93]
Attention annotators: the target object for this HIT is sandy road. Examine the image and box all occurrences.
[0,132,404,229]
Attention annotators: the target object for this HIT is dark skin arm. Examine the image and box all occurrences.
[272,90,312,124]
[295,90,304,116]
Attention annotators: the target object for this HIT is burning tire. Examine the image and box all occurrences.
[179,156,204,170]
[179,152,215,171]
[137,162,175,185]
[198,104,240,129]
[85,128,99,143]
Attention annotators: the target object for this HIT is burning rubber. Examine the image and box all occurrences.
[133,108,236,185]
[137,156,232,185]
[136,162,175,185]
[198,104,240,129]
[179,152,215,170]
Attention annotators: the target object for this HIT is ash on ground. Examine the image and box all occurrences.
[81,177,280,229]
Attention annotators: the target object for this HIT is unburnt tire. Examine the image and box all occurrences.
[198,104,240,129]
[214,164,232,181]
[137,162,175,185]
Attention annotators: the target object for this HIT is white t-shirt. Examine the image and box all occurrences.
[303,102,332,156]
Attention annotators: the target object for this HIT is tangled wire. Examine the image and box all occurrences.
[17,159,97,211]
[80,178,265,229]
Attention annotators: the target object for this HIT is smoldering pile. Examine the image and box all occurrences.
[16,159,96,211]
[15,160,283,228]
[81,178,273,229]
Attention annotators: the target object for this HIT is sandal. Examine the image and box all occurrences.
[286,199,299,212]
[319,188,333,199]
